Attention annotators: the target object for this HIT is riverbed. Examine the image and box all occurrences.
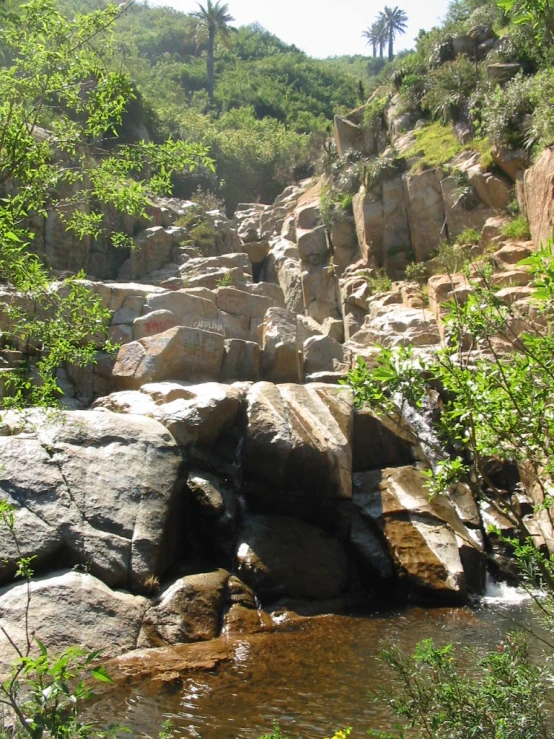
[95,585,548,738]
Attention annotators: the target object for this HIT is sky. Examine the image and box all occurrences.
[148,0,452,59]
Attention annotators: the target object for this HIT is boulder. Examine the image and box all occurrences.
[131,226,188,279]
[487,62,521,85]
[0,411,183,589]
[492,146,528,182]
[216,286,272,322]
[353,187,384,266]
[523,146,554,250]
[260,308,303,383]
[133,309,179,341]
[277,257,304,314]
[402,169,446,262]
[334,116,364,158]
[142,290,221,332]
[243,382,353,522]
[0,571,147,678]
[95,381,243,448]
[303,335,345,375]
[353,466,484,599]
[138,570,230,648]
[350,303,441,349]
[302,265,341,324]
[236,515,349,601]
[353,408,416,471]
[112,326,225,390]
[221,339,261,381]
[297,226,329,266]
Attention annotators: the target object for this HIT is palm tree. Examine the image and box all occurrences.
[192,0,234,102]
[379,6,408,62]
[362,23,380,57]
[376,16,388,58]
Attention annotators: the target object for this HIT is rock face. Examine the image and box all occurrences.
[112,326,225,389]
[5,92,547,672]
[0,571,147,677]
[236,515,349,601]
[0,411,183,589]
[243,382,353,525]
[352,466,484,599]
[523,147,554,249]
[94,381,243,449]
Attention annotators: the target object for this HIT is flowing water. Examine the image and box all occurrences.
[94,583,551,738]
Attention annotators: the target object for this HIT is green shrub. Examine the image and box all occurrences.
[405,261,428,283]
[364,270,393,294]
[372,635,549,739]
[421,57,482,123]
[526,68,554,149]
[455,227,481,246]
[363,153,405,189]
[502,216,531,239]
[481,73,534,148]
[363,95,389,134]
[433,240,471,273]
[216,272,234,288]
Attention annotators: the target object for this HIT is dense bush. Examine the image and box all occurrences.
[421,57,483,123]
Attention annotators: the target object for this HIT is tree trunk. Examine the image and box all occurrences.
[372,42,377,57]
[207,26,215,102]
[388,29,394,62]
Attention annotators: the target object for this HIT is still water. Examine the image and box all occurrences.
[98,585,548,738]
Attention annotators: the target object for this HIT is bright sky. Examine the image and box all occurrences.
[148,0,451,58]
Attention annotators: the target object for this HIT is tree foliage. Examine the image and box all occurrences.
[0,0,211,408]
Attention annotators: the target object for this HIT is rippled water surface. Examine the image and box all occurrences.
[98,589,547,738]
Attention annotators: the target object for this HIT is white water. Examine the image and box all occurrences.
[482,573,534,606]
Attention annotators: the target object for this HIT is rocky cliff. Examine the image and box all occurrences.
[1,103,554,678]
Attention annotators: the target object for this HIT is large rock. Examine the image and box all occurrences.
[243,382,353,523]
[353,187,384,266]
[236,515,349,601]
[260,308,303,383]
[302,264,341,324]
[0,411,183,589]
[297,226,329,266]
[0,571,147,678]
[353,466,484,599]
[138,570,230,648]
[303,335,345,375]
[131,226,187,279]
[353,408,416,471]
[221,339,261,381]
[94,381,243,448]
[334,116,365,158]
[112,326,225,390]
[402,169,446,262]
[349,301,441,349]
[142,290,222,333]
[523,146,554,250]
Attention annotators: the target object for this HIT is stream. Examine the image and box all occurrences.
[94,583,550,738]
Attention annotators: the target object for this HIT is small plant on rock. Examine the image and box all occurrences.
[455,228,481,246]
[215,272,234,288]
[404,261,428,284]
[502,216,531,240]
[364,270,393,294]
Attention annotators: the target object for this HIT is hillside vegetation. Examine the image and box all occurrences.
[49,0,368,210]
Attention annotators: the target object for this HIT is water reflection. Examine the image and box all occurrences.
[96,596,548,738]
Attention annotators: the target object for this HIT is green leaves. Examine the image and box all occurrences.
[376,635,549,738]
[0,0,211,409]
